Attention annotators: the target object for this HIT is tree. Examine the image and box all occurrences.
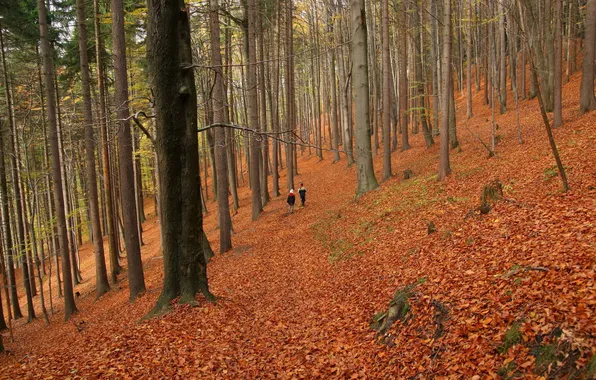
[37,0,77,320]
[111,0,145,300]
[94,0,121,284]
[286,0,296,191]
[0,21,23,320]
[247,0,263,221]
[351,0,379,196]
[209,0,232,252]
[399,0,411,151]
[553,0,563,127]
[76,0,109,297]
[381,0,391,180]
[147,0,214,312]
[438,0,452,180]
[580,0,596,114]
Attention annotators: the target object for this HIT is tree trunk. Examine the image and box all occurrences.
[553,0,563,127]
[580,0,596,114]
[351,0,380,196]
[111,0,146,300]
[381,0,392,180]
[37,0,77,320]
[286,0,295,191]
[439,0,452,180]
[246,0,263,220]
[76,0,110,297]
[399,0,411,151]
[147,0,214,313]
[94,0,121,284]
[209,0,232,253]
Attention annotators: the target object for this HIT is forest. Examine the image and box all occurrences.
[0,0,594,377]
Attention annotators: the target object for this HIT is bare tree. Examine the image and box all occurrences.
[112,0,146,300]
[209,0,232,252]
[439,0,452,180]
[580,0,596,114]
[351,0,379,196]
[76,0,110,297]
[37,0,77,320]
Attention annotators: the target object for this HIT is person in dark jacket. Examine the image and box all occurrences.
[287,189,296,214]
[298,183,307,207]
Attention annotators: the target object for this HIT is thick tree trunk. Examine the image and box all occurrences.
[37,0,77,320]
[76,0,110,297]
[351,0,379,196]
[112,0,145,300]
[209,0,232,253]
[147,0,214,312]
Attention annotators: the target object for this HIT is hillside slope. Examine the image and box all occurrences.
[1,72,595,378]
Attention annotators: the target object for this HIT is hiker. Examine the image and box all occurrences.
[287,189,296,214]
[298,183,307,207]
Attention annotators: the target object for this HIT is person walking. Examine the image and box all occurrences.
[298,183,307,207]
[287,189,296,214]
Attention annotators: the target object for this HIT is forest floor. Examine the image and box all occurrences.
[1,71,595,378]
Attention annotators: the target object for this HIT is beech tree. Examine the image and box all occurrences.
[112,0,145,300]
[147,0,214,312]
[351,0,379,196]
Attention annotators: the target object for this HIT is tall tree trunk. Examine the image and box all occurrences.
[0,25,23,320]
[553,0,563,127]
[94,0,120,284]
[286,0,295,191]
[351,0,380,196]
[399,0,411,150]
[467,0,473,119]
[111,0,145,300]
[381,0,392,180]
[498,0,507,113]
[8,71,35,322]
[247,0,263,220]
[76,0,110,297]
[330,5,341,163]
[580,0,596,114]
[147,0,214,313]
[258,11,270,206]
[209,0,232,253]
[439,0,452,180]
[37,0,77,320]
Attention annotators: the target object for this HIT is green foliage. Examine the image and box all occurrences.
[499,322,523,353]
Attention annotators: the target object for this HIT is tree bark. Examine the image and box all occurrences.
[209,0,232,253]
[246,0,263,220]
[147,0,214,312]
[399,0,411,151]
[76,0,110,297]
[381,0,392,180]
[439,0,452,180]
[580,0,596,114]
[37,0,77,320]
[94,0,121,284]
[112,0,145,300]
[351,0,380,196]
